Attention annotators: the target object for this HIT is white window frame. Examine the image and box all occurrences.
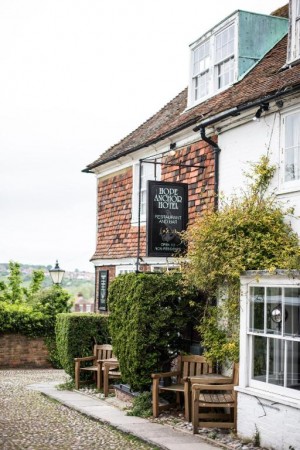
[280,108,300,192]
[189,18,237,106]
[132,160,161,225]
[214,23,235,90]
[116,265,136,276]
[288,0,300,63]
[246,284,300,401]
[192,40,211,102]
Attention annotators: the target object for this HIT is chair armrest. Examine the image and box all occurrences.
[103,361,119,370]
[151,370,180,379]
[74,356,95,362]
[192,383,234,392]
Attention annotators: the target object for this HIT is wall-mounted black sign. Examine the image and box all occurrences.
[98,270,109,311]
[147,181,188,257]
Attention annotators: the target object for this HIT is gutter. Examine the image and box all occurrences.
[193,84,300,131]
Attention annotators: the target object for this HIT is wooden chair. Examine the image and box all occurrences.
[103,359,122,397]
[74,344,113,390]
[151,355,213,421]
[192,363,239,433]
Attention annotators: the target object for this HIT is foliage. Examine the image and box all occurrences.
[55,313,109,378]
[0,302,47,337]
[0,261,45,304]
[183,156,300,363]
[108,272,198,391]
[127,392,152,418]
[0,262,72,366]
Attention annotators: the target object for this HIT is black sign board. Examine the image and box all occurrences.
[98,270,109,311]
[147,181,188,257]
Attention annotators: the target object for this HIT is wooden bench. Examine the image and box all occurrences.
[74,344,114,390]
[151,355,213,421]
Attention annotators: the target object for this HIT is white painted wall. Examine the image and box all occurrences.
[237,391,300,450]
[218,109,300,236]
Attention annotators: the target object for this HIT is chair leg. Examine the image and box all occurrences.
[75,361,80,390]
[184,381,191,422]
[103,365,109,397]
[192,394,199,434]
[152,378,160,417]
[97,363,103,390]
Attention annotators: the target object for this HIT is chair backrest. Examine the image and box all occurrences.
[93,344,113,360]
[178,355,213,382]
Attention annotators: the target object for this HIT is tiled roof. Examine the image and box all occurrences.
[85,5,299,172]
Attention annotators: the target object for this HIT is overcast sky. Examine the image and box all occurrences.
[0,0,287,271]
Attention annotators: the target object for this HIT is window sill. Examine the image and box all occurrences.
[236,386,300,410]
[277,184,300,195]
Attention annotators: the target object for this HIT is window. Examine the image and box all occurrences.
[282,111,300,186]
[248,285,300,397]
[288,0,300,62]
[192,41,210,101]
[132,160,161,224]
[116,265,135,276]
[190,22,236,104]
[215,24,235,89]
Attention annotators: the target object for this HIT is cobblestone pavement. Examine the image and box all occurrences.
[0,369,158,450]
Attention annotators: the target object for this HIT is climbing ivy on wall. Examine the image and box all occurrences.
[182,156,300,363]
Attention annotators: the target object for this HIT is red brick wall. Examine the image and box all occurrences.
[92,137,215,261]
[93,168,146,260]
[162,139,215,222]
[0,334,52,368]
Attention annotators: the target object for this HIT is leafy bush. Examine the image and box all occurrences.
[108,272,198,391]
[183,156,300,363]
[127,392,152,418]
[0,263,72,366]
[0,302,47,337]
[55,313,110,378]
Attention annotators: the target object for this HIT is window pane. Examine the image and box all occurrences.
[250,286,265,332]
[194,71,209,100]
[287,340,300,390]
[267,287,282,335]
[284,288,300,337]
[217,57,234,89]
[252,336,267,381]
[193,41,210,76]
[269,337,284,386]
[285,113,300,182]
[215,24,234,63]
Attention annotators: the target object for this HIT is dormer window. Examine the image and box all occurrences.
[190,21,236,105]
[188,10,288,108]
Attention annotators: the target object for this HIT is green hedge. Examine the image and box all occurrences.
[0,302,48,337]
[56,313,110,378]
[108,273,198,391]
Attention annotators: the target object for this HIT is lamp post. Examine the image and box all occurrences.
[49,260,65,285]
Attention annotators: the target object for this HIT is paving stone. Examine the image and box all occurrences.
[0,369,156,450]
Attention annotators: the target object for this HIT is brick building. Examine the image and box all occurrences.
[84,5,288,313]
[83,2,300,446]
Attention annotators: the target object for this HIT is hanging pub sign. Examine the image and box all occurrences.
[98,270,109,311]
[147,180,188,257]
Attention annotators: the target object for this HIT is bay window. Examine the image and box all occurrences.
[248,285,300,395]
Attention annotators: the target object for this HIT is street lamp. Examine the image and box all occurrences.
[49,260,65,285]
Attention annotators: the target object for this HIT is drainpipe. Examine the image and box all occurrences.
[200,126,221,211]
